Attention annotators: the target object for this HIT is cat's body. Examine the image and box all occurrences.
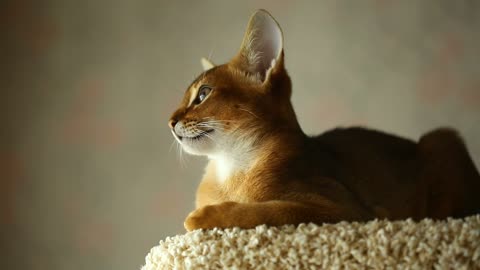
[169,10,480,231]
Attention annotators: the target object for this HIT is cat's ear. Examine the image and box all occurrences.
[233,9,284,83]
[201,57,216,71]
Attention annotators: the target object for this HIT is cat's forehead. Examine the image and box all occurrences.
[186,67,220,91]
[186,65,260,92]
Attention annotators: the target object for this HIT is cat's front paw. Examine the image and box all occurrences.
[184,202,237,231]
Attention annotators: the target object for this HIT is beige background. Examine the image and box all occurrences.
[2,1,479,269]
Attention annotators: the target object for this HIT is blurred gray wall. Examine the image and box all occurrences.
[2,1,479,269]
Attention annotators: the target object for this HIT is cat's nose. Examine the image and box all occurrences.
[168,119,178,129]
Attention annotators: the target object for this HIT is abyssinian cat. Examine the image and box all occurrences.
[168,10,480,231]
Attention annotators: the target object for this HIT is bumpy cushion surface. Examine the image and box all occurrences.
[142,216,480,269]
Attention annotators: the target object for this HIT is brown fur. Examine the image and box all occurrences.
[169,10,480,231]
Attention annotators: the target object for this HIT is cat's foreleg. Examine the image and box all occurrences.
[184,200,357,231]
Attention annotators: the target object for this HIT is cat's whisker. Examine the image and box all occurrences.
[238,107,260,119]
[175,139,188,169]
[198,120,226,125]
[202,117,236,121]
[203,119,236,124]
[207,44,216,62]
[199,120,235,129]
[175,140,181,163]
[198,127,225,132]
[169,139,177,153]
[203,133,216,142]
[197,123,226,130]
[198,120,228,127]
[194,128,220,139]
[207,119,236,124]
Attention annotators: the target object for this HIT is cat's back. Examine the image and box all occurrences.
[303,126,419,188]
[314,127,417,158]
[308,126,480,219]
[306,127,420,216]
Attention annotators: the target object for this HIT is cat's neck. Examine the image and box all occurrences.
[208,127,306,183]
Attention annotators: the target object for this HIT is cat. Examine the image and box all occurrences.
[168,9,480,231]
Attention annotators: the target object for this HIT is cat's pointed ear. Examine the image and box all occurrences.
[233,9,284,82]
[201,57,216,71]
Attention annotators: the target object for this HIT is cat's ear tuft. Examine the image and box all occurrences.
[234,9,284,82]
[201,57,216,71]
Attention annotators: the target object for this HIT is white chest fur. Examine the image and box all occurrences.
[214,155,234,183]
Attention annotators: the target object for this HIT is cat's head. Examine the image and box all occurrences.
[169,10,299,158]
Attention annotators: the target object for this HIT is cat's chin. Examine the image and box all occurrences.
[170,128,217,156]
[178,136,216,156]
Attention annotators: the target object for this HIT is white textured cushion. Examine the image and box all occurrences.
[142,216,480,269]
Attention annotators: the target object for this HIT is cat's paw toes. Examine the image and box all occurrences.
[184,202,237,231]
[184,205,217,231]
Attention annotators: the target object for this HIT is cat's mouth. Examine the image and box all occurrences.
[175,129,214,142]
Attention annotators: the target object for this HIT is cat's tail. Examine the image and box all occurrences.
[418,128,480,218]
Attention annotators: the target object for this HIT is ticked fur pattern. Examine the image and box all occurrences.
[168,10,480,231]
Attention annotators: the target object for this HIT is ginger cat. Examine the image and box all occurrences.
[168,10,480,231]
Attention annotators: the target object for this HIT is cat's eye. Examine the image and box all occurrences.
[196,85,212,104]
